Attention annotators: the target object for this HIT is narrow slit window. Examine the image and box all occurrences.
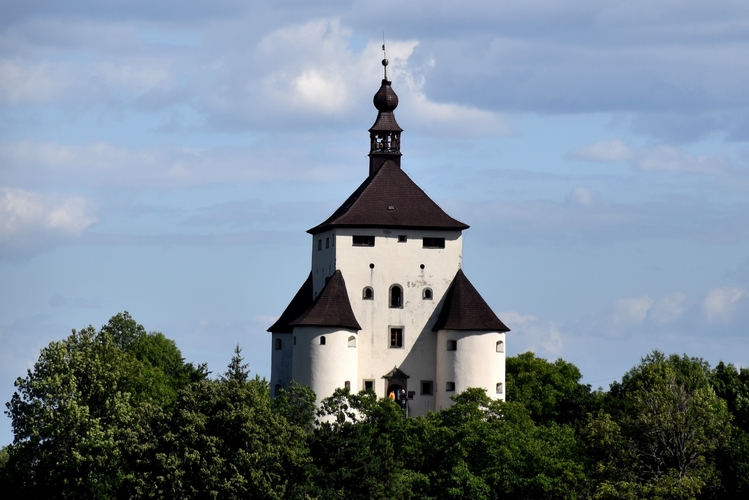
[344,381,351,391]
[353,235,375,246]
[318,239,322,250]
[325,237,330,249]
[293,336,296,345]
[389,285,403,308]
[274,384,281,396]
[320,336,326,345]
[275,338,283,350]
[423,237,445,249]
[496,382,504,394]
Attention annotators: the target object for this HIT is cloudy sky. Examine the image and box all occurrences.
[3,0,749,444]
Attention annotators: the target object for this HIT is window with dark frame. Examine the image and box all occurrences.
[446,381,456,392]
[423,288,433,300]
[326,237,330,248]
[389,285,403,308]
[446,339,457,351]
[318,239,322,250]
[353,235,375,246]
[421,380,433,395]
[422,237,445,248]
[320,336,326,345]
[390,327,403,348]
[397,235,407,242]
[363,287,374,300]
[364,380,374,391]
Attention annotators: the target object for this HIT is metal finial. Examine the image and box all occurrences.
[382,33,388,80]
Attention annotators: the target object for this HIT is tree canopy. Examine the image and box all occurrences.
[2,315,748,499]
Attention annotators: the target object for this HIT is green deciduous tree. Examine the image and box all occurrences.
[2,313,206,499]
[597,351,731,498]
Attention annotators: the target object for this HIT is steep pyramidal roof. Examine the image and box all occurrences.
[267,272,313,333]
[289,270,361,330]
[432,269,510,332]
[308,160,469,234]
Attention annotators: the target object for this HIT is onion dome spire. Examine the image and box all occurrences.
[368,44,403,176]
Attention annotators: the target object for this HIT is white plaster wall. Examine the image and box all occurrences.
[331,228,463,416]
[270,332,293,397]
[311,230,336,296]
[291,325,358,405]
[435,330,506,410]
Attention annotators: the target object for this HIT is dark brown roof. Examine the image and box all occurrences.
[267,272,313,333]
[308,160,469,234]
[432,269,510,332]
[382,366,410,379]
[289,270,361,330]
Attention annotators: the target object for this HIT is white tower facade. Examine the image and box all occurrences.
[268,65,509,416]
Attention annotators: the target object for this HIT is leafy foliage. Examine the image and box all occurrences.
[3,320,748,499]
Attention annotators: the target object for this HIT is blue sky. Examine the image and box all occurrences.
[3,0,749,444]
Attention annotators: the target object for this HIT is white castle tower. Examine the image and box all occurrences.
[268,58,509,416]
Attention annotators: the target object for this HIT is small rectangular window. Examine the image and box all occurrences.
[364,380,374,391]
[317,239,322,250]
[423,237,445,249]
[421,381,433,395]
[446,339,457,351]
[344,381,351,391]
[353,235,375,246]
[274,384,281,396]
[390,327,403,348]
[326,237,330,249]
[397,235,407,243]
[446,381,456,392]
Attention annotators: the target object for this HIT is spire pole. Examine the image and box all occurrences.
[382,34,388,81]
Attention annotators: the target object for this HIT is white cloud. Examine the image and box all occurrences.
[0,139,357,189]
[0,188,98,257]
[565,187,599,207]
[566,139,633,162]
[566,140,730,175]
[646,292,687,324]
[501,311,563,355]
[634,145,729,175]
[702,286,745,322]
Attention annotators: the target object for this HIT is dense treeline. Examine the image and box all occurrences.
[2,313,748,499]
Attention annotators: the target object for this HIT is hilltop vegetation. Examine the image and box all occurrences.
[1,313,748,499]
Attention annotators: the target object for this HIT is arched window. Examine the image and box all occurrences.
[275,338,282,350]
[389,285,403,308]
[423,288,433,300]
[320,336,326,345]
[496,340,504,353]
[348,335,357,348]
[496,382,504,394]
[446,339,457,351]
[363,287,374,300]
